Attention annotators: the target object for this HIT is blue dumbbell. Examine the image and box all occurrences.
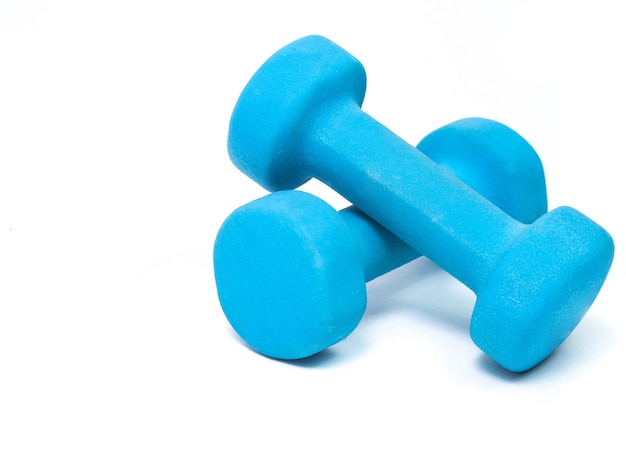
[215,117,548,361]
[223,35,614,372]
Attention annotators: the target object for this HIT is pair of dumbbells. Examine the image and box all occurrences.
[214,35,614,372]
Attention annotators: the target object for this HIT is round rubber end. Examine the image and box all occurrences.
[471,206,614,372]
[213,190,367,359]
[227,35,367,192]
[417,117,547,224]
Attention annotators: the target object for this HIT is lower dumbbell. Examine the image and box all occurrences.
[214,118,547,359]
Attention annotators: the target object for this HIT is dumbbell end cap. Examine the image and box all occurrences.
[471,206,614,372]
[417,117,547,225]
[227,35,367,192]
[213,190,367,359]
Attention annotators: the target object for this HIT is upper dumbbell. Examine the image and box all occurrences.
[215,117,548,360]
[226,35,614,372]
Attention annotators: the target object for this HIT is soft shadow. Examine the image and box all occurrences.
[229,329,355,369]
[364,257,444,318]
[364,257,475,333]
[276,348,341,368]
[475,344,572,382]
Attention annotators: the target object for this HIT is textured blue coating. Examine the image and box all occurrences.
[215,117,548,360]
[225,35,615,371]
[473,207,614,371]
[215,191,367,359]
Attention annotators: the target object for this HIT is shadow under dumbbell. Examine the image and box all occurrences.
[363,257,474,333]
[281,348,343,368]
[228,327,356,368]
[475,343,591,381]
[476,354,547,381]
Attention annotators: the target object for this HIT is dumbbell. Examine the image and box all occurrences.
[214,117,548,361]
[224,35,614,372]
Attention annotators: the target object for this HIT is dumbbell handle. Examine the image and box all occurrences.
[339,206,416,282]
[306,106,522,290]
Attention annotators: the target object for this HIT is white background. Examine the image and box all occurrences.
[1,1,624,467]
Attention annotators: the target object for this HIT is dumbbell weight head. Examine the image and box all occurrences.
[473,206,613,371]
[214,118,547,359]
[228,35,367,192]
[418,117,547,225]
[215,191,366,359]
